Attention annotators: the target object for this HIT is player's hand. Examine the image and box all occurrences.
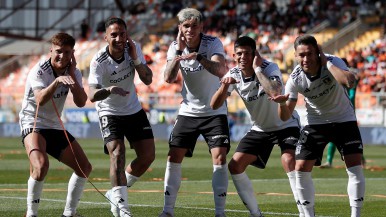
[176,25,186,51]
[220,77,238,85]
[268,94,289,104]
[318,44,327,66]
[253,50,263,69]
[68,51,77,77]
[126,36,138,60]
[178,52,197,61]
[108,86,129,96]
[56,75,75,87]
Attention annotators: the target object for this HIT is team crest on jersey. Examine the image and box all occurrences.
[37,70,43,76]
[322,77,332,85]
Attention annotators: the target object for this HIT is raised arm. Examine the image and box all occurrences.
[164,56,182,83]
[210,77,237,110]
[253,53,282,97]
[319,46,355,88]
[127,37,152,85]
[68,54,87,107]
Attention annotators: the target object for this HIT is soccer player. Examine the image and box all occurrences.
[19,32,92,217]
[271,35,365,217]
[158,8,230,217]
[88,17,155,217]
[320,58,366,169]
[211,36,303,217]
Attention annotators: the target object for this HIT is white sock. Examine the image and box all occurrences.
[63,173,87,216]
[346,165,365,217]
[163,161,181,215]
[287,171,305,217]
[231,172,262,216]
[212,164,228,215]
[125,171,139,188]
[295,171,315,217]
[112,186,131,216]
[26,176,44,216]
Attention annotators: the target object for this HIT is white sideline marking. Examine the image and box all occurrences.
[0,177,385,187]
[0,195,336,217]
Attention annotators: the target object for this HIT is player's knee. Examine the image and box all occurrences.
[33,161,49,180]
[82,161,92,176]
[228,160,242,174]
[111,144,126,159]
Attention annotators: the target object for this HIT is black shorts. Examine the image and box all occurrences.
[295,121,363,163]
[236,127,299,169]
[21,128,75,160]
[99,109,154,154]
[169,115,230,157]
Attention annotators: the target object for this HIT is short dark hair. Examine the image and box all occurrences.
[294,34,318,51]
[105,17,127,31]
[234,36,256,52]
[50,32,75,48]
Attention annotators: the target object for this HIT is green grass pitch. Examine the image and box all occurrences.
[0,137,385,216]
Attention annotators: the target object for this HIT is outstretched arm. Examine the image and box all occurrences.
[210,77,237,110]
[88,85,129,103]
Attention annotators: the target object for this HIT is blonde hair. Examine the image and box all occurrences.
[177,8,203,24]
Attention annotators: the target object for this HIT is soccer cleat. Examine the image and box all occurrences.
[319,162,332,169]
[158,211,174,217]
[24,213,37,217]
[105,189,120,217]
[214,213,226,217]
[249,214,264,217]
[61,214,84,217]
[120,211,133,217]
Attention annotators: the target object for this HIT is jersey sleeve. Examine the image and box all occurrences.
[330,55,349,71]
[29,65,46,90]
[285,74,298,100]
[209,38,225,59]
[166,41,177,61]
[88,56,103,88]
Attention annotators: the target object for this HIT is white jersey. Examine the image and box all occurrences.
[19,59,83,130]
[167,33,227,117]
[285,54,356,125]
[226,61,300,132]
[88,42,145,116]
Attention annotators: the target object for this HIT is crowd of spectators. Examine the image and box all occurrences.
[132,0,386,108]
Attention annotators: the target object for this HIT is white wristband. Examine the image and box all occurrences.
[133,58,141,66]
[326,61,333,70]
[279,101,286,106]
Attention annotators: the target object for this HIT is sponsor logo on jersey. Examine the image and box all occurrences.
[110,71,133,83]
[322,77,332,85]
[181,65,205,73]
[53,90,69,99]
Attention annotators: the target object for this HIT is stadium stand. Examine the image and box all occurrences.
[0,0,385,124]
